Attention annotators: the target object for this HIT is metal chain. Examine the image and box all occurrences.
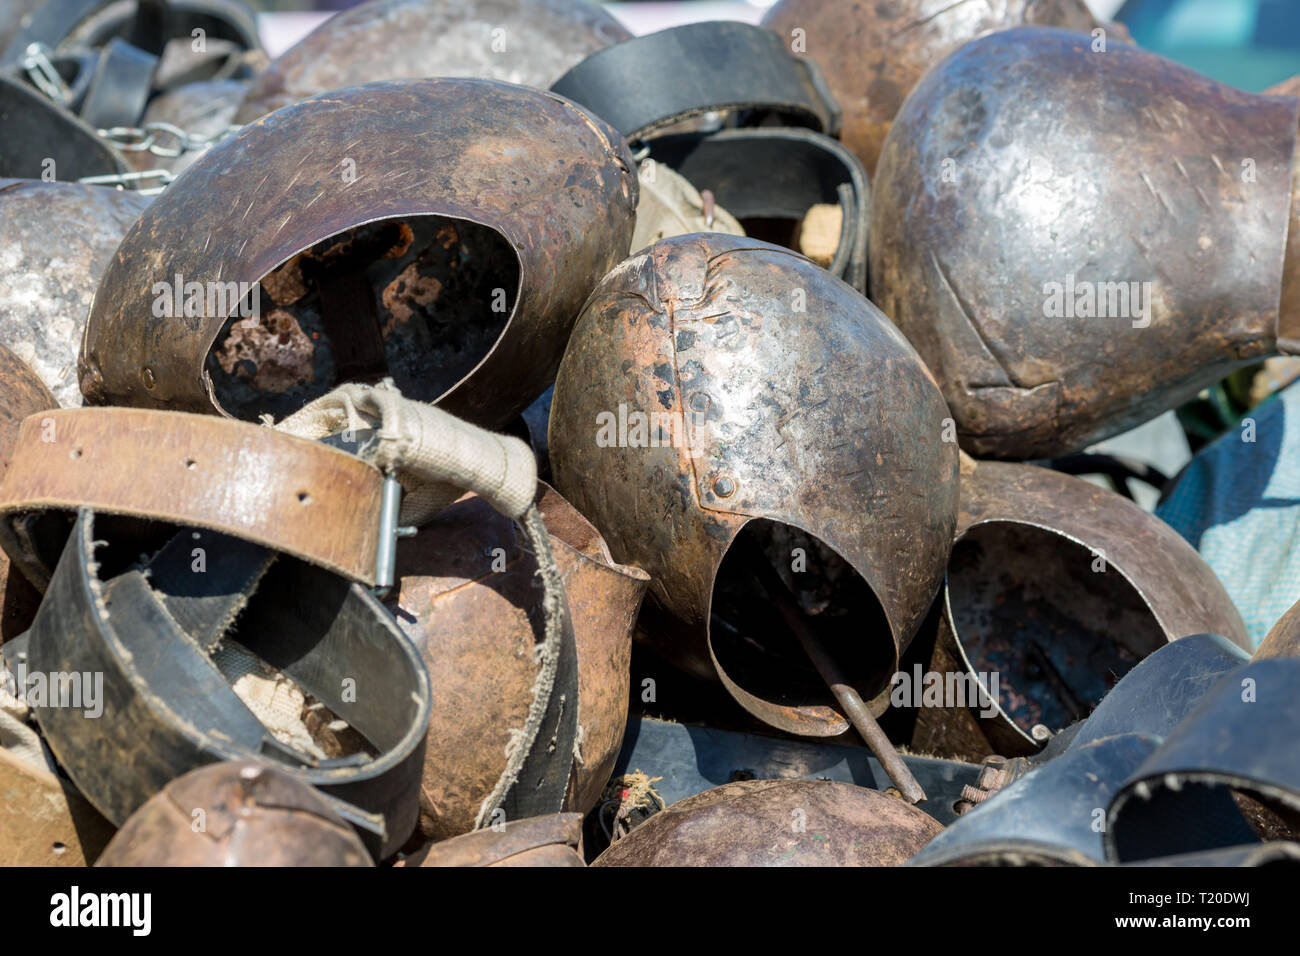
[96,121,242,159]
[77,169,174,196]
[20,43,72,105]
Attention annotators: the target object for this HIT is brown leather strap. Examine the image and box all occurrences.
[0,407,384,588]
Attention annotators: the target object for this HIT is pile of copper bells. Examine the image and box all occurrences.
[2,0,1300,869]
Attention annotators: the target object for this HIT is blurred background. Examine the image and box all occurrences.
[247,0,1300,96]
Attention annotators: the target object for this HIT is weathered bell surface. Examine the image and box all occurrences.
[592,778,943,866]
[235,0,630,123]
[909,733,1161,867]
[906,455,1248,762]
[1256,597,1300,660]
[81,77,637,428]
[870,27,1300,458]
[0,180,148,408]
[550,233,958,735]
[391,483,648,840]
[96,761,372,866]
[761,0,1113,177]
[399,813,584,867]
[0,345,56,640]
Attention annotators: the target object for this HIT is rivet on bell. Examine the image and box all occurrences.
[688,391,711,414]
[712,475,736,498]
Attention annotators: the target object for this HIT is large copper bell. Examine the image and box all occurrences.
[592,779,943,866]
[0,345,55,641]
[390,484,649,840]
[761,0,1114,177]
[550,233,958,736]
[870,27,1300,458]
[96,762,372,867]
[905,455,1248,762]
[80,77,637,428]
[0,180,148,408]
[235,0,629,123]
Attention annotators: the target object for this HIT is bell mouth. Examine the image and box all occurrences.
[945,520,1166,745]
[204,214,521,420]
[706,518,897,737]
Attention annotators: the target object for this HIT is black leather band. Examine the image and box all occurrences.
[3,510,430,861]
[79,37,157,129]
[1,0,260,67]
[550,20,841,142]
[1106,656,1300,862]
[0,74,125,179]
[646,127,870,292]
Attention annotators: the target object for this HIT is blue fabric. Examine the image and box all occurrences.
[1156,382,1300,649]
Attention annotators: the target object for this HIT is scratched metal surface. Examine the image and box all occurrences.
[870,27,1299,459]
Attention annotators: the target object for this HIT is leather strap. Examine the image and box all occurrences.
[5,509,430,859]
[550,20,841,142]
[78,37,157,129]
[647,127,870,292]
[1106,656,1300,862]
[0,74,124,180]
[1,0,259,67]
[0,407,384,589]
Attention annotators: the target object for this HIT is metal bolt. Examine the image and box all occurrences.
[712,475,735,498]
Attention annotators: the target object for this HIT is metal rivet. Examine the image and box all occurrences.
[688,391,711,414]
[712,475,735,498]
[141,366,156,389]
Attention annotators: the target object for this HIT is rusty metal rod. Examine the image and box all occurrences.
[749,557,927,804]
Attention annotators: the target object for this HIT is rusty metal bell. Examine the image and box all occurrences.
[0,345,55,641]
[761,0,1115,177]
[1257,597,1300,660]
[96,761,372,867]
[391,483,648,840]
[870,27,1300,459]
[907,455,1249,762]
[235,0,630,123]
[550,233,959,736]
[80,77,637,428]
[592,779,943,866]
[0,179,148,408]
[399,813,584,867]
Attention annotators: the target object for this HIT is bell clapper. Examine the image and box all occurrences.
[749,555,928,805]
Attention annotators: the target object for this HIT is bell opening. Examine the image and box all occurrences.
[205,215,520,420]
[707,518,895,735]
[947,522,1166,736]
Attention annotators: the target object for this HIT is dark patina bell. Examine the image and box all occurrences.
[871,27,1300,458]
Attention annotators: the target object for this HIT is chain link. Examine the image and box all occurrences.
[20,43,72,105]
[96,121,242,158]
[77,169,175,196]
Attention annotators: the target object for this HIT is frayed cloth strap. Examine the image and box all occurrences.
[272,380,577,828]
[275,379,537,526]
